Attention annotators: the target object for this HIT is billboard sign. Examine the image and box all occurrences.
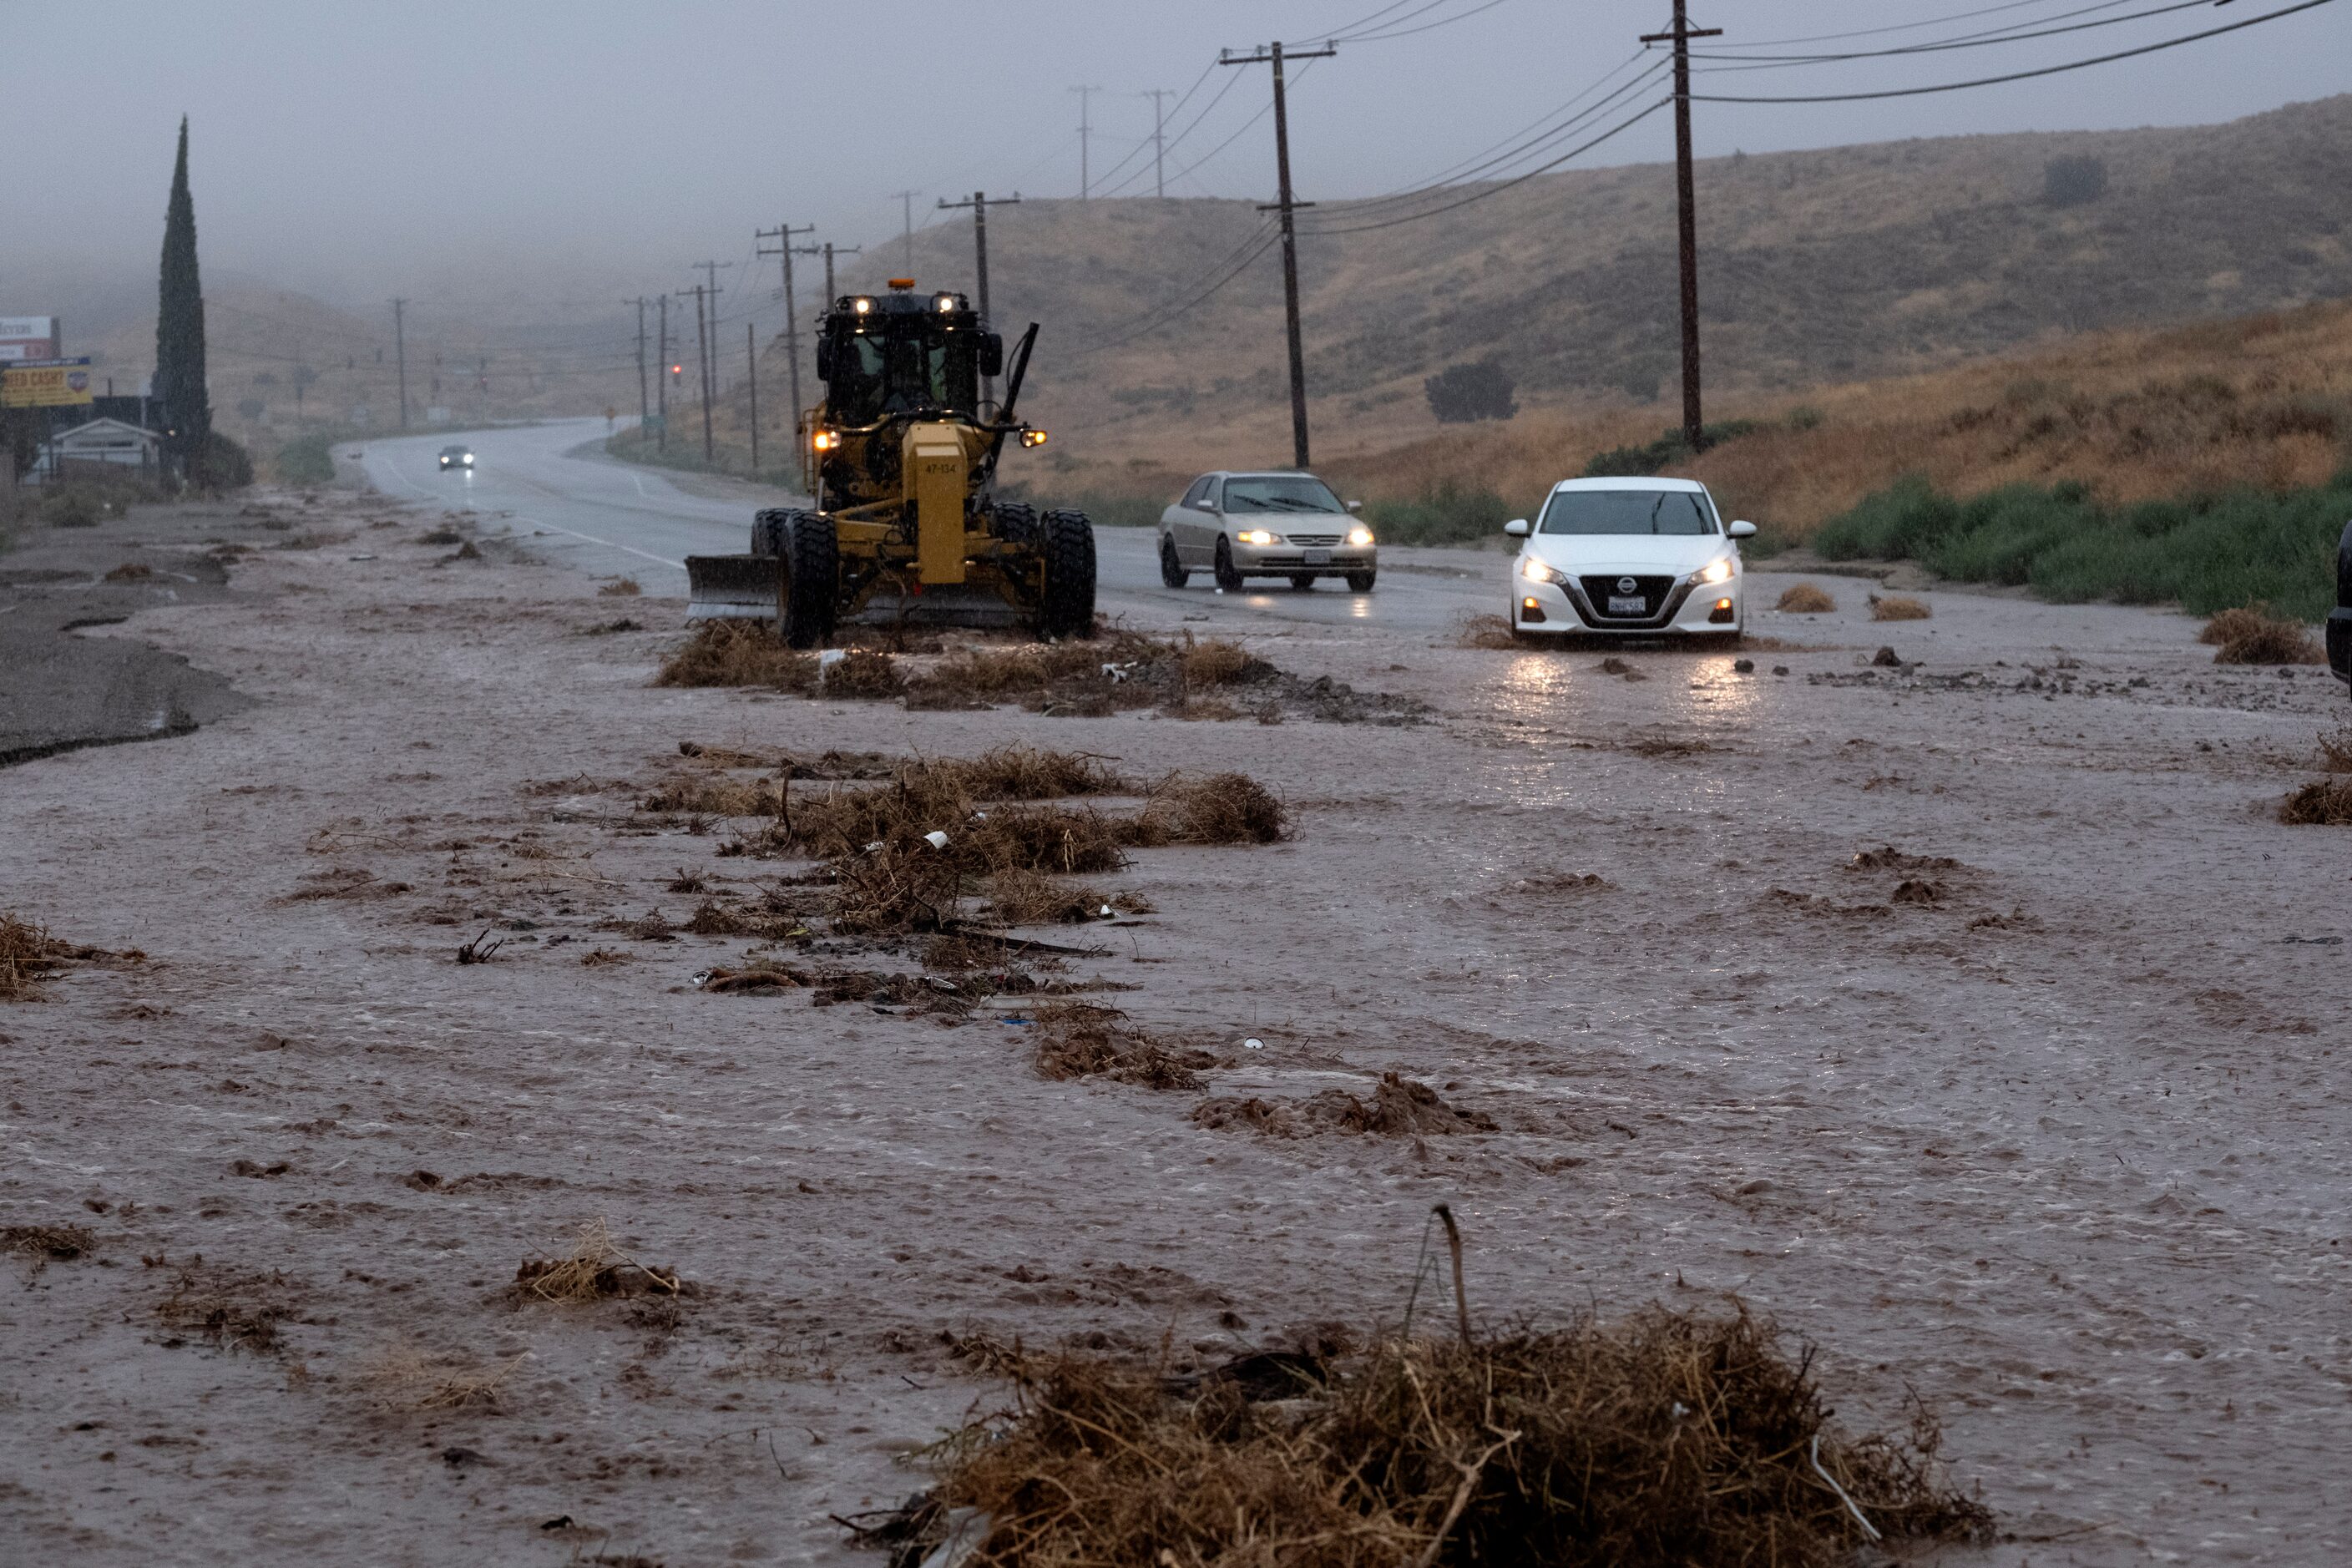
[0,316,60,361]
[0,357,95,407]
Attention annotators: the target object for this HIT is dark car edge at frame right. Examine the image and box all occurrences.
[2331,519,2352,695]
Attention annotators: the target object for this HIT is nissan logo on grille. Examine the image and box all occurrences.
[1616,576,1638,594]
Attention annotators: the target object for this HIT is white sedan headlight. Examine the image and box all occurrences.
[1347,524,1374,548]
[1520,555,1571,586]
[1234,528,1280,546]
[1695,555,1734,585]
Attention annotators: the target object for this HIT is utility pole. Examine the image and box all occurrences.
[690,258,733,422]
[390,297,409,430]
[822,242,862,306]
[1070,84,1103,198]
[892,190,917,270]
[655,293,670,453]
[692,282,713,463]
[1641,2,1722,453]
[1140,89,1173,198]
[938,190,1021,409]
[756,221,816,485]
[625,297,648,431]
[746,321,760,474]
[1220,39,1336,469]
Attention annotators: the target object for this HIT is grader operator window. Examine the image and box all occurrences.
[828,322,980,422]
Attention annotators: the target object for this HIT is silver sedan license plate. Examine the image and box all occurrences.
[1302,549,1333,565]
[1608,594,1646,615]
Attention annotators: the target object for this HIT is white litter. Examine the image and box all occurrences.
[863,840,885,853]
[1244,1037,1265,1050]
[1098,904,1113,917]
[818,649,848,670]
[923,830,950,850]
[918,1510,994,1568]
[690,969,715,989]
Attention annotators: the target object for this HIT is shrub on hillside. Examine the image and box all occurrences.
[2042,154,2109,208]
[1583,420,1761,478]
[1424,359,1519,424]
[1813,473,2352,620]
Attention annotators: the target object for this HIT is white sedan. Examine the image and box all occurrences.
[1505,477,1755,642]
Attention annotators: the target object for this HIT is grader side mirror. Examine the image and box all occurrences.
[814,339,832,382]
[979,333,1004,379]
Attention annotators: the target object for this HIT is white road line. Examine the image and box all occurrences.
[376,450,687,570]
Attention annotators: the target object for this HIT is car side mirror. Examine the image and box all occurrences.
[1345,499,1363,513]
[1504,518,1530,538]
[979,333,1004,379]
[1728,519,1758,539]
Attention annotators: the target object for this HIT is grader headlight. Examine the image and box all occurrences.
[1019,428,1049,448]
[812,430,839,452]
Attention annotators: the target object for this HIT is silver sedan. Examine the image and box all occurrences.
[1158,470,1377,593]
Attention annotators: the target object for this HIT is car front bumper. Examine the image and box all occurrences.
[1231,539,1375,575]
[1510,573,1743,635]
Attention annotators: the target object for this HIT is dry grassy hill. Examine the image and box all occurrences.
[830,94,2351,471]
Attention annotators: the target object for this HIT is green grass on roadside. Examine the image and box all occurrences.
[1362,478,1514,546]
[1813,471,2352,620]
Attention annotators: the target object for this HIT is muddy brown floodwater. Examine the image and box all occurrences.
[2,488,2347,1565]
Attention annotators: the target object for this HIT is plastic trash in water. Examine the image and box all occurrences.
[1098,904,1113,917]
[1243,1037,1265,1050]
[918,1510,994,1568]
[923,830,950,850]
[690,969,715,989]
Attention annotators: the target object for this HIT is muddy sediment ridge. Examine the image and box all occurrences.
[0,498,286,766]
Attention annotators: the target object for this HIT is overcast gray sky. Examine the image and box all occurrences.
[10,0,2347,324]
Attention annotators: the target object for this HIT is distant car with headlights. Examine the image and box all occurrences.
[438,444,474,470]
[1505,477,1754,642]
[1158,470,1376,592]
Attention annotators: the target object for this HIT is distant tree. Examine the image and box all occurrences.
[2042,154,2109,209]
[154,116,213,481]
[1424,358,1518,424]
[236,397,266,420]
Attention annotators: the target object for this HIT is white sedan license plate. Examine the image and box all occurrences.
[1302,549,1333,565]
[1608,594,1646,615]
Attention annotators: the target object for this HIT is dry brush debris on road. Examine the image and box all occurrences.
[871,1302,1989,1568]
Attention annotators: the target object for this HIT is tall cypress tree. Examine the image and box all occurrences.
[155,115,210,478]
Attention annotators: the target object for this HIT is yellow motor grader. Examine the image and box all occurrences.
[685,279,1094,646]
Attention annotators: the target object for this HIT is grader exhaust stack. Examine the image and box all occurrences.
[684,283,1092,645]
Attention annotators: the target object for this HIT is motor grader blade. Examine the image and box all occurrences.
[850,583,1022,630]
[684,554,783,621]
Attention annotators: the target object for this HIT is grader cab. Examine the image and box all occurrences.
[685,278,1095,646]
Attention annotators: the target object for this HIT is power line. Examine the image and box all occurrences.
[1690,0,2336,101]
[1299,96,1668,235]
[1730,0,2103,49]
[1690,0,2219,65]
[1337,0,1517,43]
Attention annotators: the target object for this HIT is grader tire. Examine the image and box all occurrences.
[1036,508,1097,640]
[993,500,1039,545]
[778,512,838,650]
[751,508,792,556]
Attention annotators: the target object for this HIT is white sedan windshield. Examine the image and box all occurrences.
[1540,489,1717,536]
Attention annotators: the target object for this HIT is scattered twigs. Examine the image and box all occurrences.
[1434,1203,1472,1348]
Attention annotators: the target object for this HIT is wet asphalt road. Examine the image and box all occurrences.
[351,418,1509,637]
